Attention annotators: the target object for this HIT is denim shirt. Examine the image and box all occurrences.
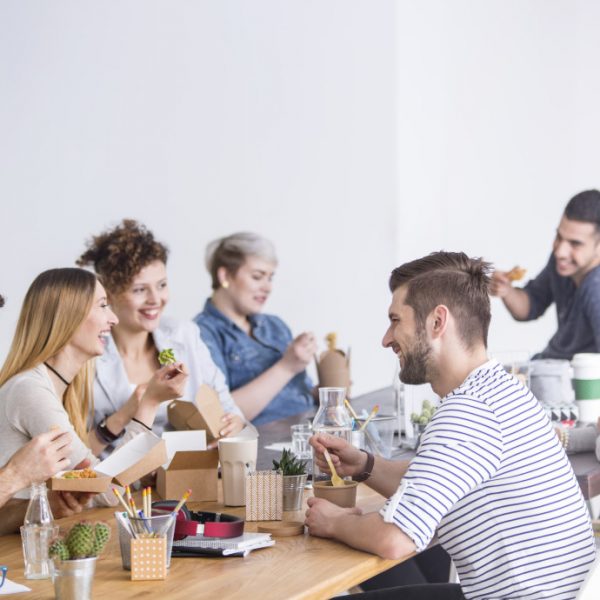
[194,299,314,425]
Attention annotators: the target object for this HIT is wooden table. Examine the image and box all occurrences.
[0,484,405,600]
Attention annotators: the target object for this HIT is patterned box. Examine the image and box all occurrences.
[130,537,167,581]
[245,471,283,521]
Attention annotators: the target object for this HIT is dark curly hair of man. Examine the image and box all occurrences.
[77,219,168,294]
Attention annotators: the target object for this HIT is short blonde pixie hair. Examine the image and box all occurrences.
[205,232,277,290]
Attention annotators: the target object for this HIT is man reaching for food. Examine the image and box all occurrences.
[490,189,600,359]
[305,252,594,600]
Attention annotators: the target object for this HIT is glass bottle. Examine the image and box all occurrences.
[312,387,352,483]
[21,482,56,579]
[24,482,54,525]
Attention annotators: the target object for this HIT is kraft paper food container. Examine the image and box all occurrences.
[156,430,219,502]
[316,351,351,394]
[48,470,112,493]
[167,385,224,441]
[48,432,167,492]
[312,480,358,508]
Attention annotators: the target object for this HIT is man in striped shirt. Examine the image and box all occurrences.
[306,251,595,599]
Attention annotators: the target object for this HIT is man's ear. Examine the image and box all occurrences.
[429,305,450,339]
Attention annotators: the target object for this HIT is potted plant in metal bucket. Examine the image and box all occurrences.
[49,521,110,600]
[273,449,308,511]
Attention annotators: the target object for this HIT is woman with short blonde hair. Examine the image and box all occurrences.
[195,232,316,426]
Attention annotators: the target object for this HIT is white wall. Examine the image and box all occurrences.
[0,1,399,394]
[396,0,600,357]
[1,2,600,396]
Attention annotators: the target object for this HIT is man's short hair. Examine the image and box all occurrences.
[564,190,600,231]
[389,251,492,348]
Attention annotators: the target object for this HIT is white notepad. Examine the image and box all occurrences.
[172,531,273,551]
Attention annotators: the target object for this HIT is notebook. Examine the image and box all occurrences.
[171,531,274,557]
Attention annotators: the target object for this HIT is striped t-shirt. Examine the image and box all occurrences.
[381,360,595,599]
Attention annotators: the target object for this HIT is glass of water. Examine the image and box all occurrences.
[291,423,312,459]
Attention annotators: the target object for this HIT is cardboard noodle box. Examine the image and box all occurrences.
[48,432,168,493]
[316,350,351,395]
[167,384,224,441]
[156,430,219,502]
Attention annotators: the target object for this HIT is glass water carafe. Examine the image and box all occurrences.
[312,387,352,483]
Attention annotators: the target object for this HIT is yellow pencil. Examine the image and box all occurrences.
[113,488,134,517]
[126,485,138,515]
[172,488,192,514]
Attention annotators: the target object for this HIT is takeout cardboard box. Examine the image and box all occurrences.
[48,432,167,493]
[167,384,224,441]
[156,430,218,502]
[316,350,351,394]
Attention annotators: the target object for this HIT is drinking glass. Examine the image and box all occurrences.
[20,524,58,579]
[291,424,312,459]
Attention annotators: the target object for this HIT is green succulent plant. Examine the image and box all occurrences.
[410,401,436,428]
[273,448,307,476]
[49,520,111,561]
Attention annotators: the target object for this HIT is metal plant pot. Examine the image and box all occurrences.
[282,474,308,511]
[53,557,97,600]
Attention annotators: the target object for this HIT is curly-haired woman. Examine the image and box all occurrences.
[77,220,246,455]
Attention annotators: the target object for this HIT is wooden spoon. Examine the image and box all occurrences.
[323,449,345,487]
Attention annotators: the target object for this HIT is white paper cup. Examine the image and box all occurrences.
[218,437,258,506]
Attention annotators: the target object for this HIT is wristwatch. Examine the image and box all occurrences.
[352,450,375,482]
[95,418,125,444]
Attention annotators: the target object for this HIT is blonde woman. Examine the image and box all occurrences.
[0,268,160,533]
[195,232,317,426]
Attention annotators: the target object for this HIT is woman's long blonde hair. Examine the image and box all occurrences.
[0,268,97,441]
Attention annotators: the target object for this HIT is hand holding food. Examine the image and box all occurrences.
[489,266,525,298]
[283,332,317,374]
[506,266,527,282]
[143,362,188,405]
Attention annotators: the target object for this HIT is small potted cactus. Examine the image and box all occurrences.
[49,521,111,600]
[273,448,308,511]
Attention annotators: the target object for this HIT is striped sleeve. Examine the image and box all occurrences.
[380,396,503,551]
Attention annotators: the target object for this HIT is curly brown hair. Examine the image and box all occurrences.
[77,219,168,294]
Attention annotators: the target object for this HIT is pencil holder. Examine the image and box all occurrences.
[115,513,176,570]
[245,471,282,521]
[130,536,167,581]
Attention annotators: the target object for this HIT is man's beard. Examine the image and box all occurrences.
[398,330,432,385]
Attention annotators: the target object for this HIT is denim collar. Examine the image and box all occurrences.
[203,298,266,332]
